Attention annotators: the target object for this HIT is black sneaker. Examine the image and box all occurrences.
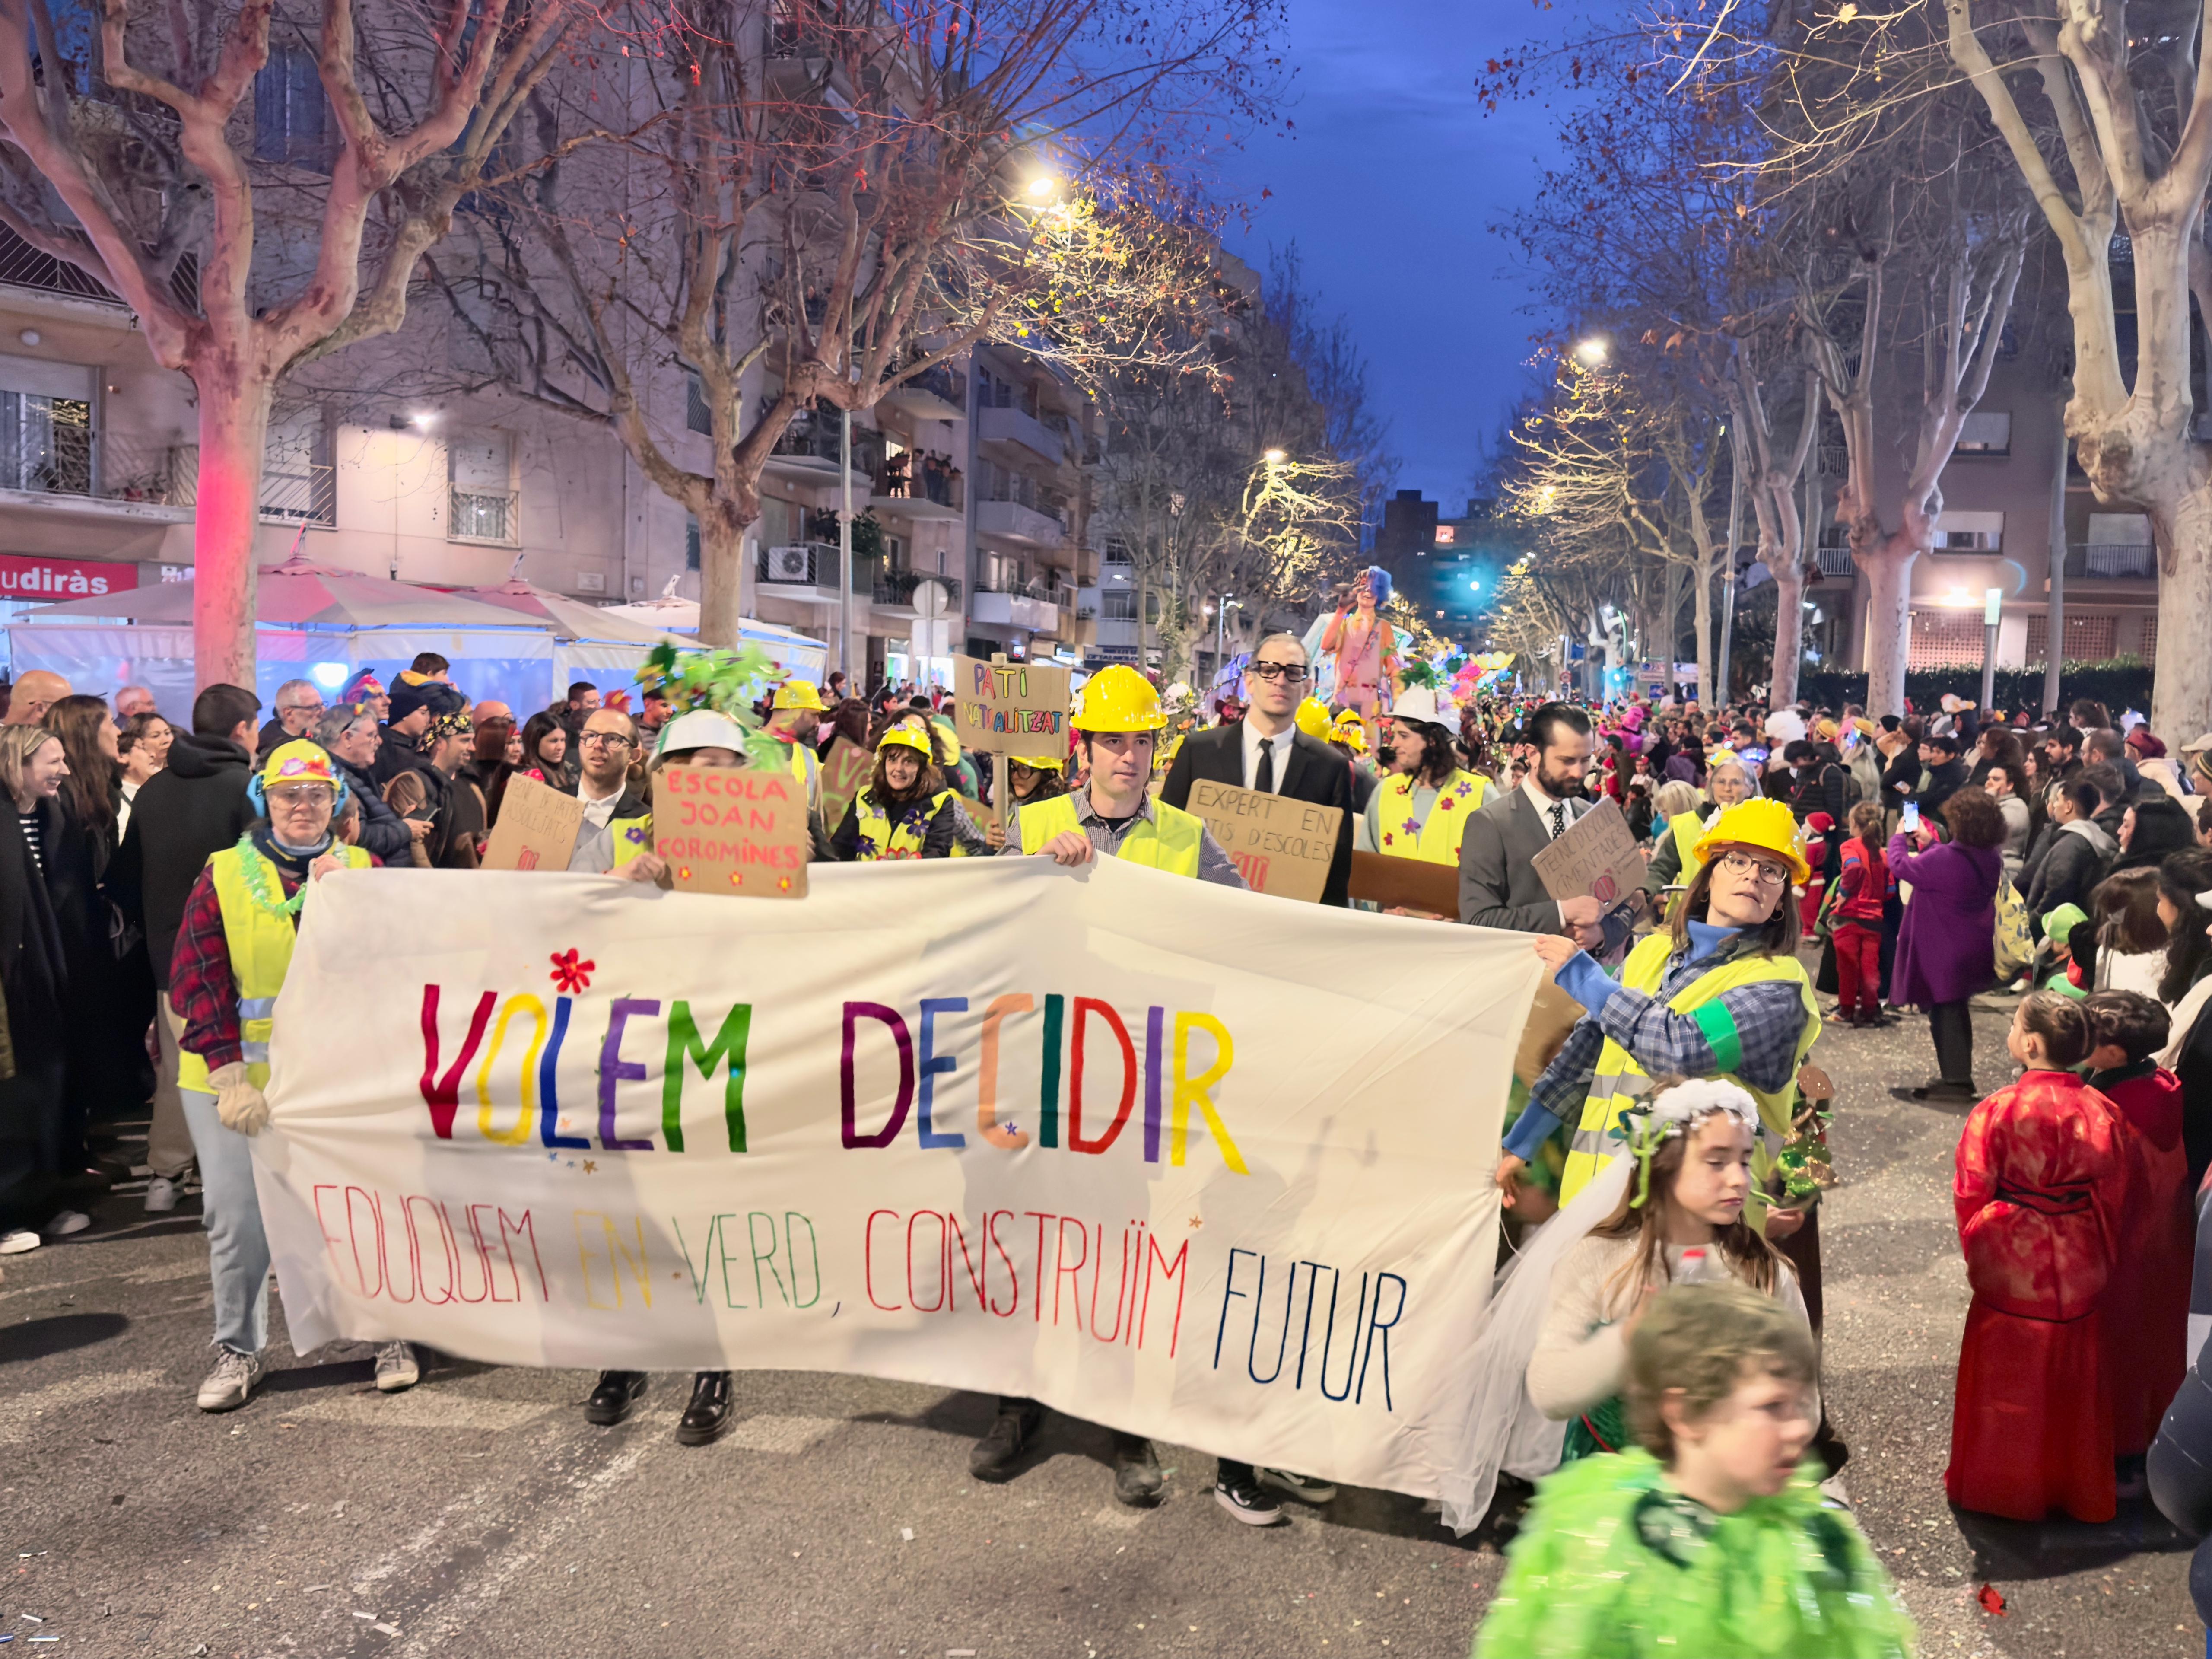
[676,1371,733,1446]
[1259,1468,1336,1504]
[1214,1474,1285,1525]
[585,1369,648,1425]
[969,1404,1041,1478]
[1111,1432,1163,1506]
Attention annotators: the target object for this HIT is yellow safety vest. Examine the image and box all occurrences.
[1557,932,1821,1207]
[1668,810,1707,881]
[772,736,821,815]
[1375,769,1487,864]
[610,810,652,868]
[855,789,968,860]
[1017,793,1203,876]
[178,841,373,1094]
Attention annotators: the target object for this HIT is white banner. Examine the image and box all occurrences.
[253,859,1538,1499]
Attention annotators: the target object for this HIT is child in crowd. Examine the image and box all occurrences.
[1832,802,1889,1026]
[2082,990,2190,1477]
[2038,903,2090,1000]
[2088,868,2168,996]
[1948,993,2123,1522]
[1474,1283,1913,1659]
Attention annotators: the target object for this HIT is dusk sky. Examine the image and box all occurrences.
[1210,0,1572,515]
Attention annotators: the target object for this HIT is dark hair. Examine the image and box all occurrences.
[472,716,514,766]
[43,694,119,841]
[409,652,451,675]
[1847,801,1884,843]
[1526,701,1592,754]
[2093,867,2168,954]
[2158,849,2212,1003]
[2017,990,2093,1068]
[1007,758,1067,803]
[192,682,260,741]
[2057,777,2101,819]
[1923,729,1962,756]
[1782,739,1818,765]
[118,710,169,759]
[2199,796,2212,837]
[2071,698,2111,730]
[2046,724,2083,754]
[567,681,598,702]
[1627,1283,1817,1464]
[1395,716,1459,788]
[2083,989,2172,1064]
[1667,852,1801,956]
[521,710,568,771]
[866,743,944,809]
[1935,785,2005,848]
[2082,762,2125,807]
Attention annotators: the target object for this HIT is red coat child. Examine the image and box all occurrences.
[1948,1068,2124,1522]
[2089,1060,2193,1456]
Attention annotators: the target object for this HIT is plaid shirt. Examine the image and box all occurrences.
[1505,932,1811,1160]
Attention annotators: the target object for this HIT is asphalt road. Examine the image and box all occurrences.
[0,987,2193,1659]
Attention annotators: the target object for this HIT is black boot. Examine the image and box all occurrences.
[677,1370,734,1446]
[585,1369,648,1425]
[969,1398,1043,1478]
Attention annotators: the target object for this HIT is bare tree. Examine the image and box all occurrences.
[1725,339,1820,707]
[0,0,582,685]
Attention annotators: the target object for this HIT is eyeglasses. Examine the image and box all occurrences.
[1246,662,1309,682]
[267,785,334,806]
[1715,850,1790,886]
[580,731,634,750]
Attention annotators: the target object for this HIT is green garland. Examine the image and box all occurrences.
[235,834,307,919]
[642,641,793,770]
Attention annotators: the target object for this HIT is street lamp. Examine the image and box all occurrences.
[1215,595,1241,674]
[1262,448,1286,465]
[1573,337,1608,368]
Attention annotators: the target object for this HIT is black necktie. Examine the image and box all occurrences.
[1255,739,1275,794]
[1549,802,1566,839]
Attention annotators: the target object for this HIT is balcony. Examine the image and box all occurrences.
[872,568,963,610]
[970,578,1060,634]
[2066,542,2157,580]
[449,486,516,543]
[976,497,1066,547]
[881,363,968,424]
[763,407,877,485]
[870,458,963,521]
[1813,545,1855,577]
[0,425,191,533]
[977,404,1065,468]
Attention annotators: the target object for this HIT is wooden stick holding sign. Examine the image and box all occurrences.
[989,652,1011,833]
[1185,780,1342,904]
[1530,795,1646,913]
[479,772,585,872]
[651,763,810,898]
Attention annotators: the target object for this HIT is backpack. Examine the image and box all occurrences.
[1993,877,2033,981]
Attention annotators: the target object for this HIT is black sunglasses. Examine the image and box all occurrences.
[1246,662,1309,682]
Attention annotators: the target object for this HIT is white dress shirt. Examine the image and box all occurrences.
[1242,719,1294,793]
[567,779,627,873]
[1522,776,1579,840]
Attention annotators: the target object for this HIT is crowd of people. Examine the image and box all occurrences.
[10,632,2212,1654]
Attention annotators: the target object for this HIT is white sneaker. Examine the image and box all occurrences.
[143,1176,178,1214]
[375,1341,421,1393]
[0,1228,40,1255]
[1259,1468,1338,1504]
[43,1210,90,1238]
[196,1347,265,1413]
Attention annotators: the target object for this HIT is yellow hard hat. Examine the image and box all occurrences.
[1329,710,1368,754]
[1009,753,1065,772]
[772,679,826,713]
[1072,664,1165,732]
[1293,696,1332,741]
[877,724,935,758]
[1692,797,1811,886]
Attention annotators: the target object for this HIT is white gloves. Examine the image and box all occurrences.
[210,1060,271,1137]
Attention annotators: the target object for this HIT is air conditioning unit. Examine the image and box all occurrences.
[766,545,814,582]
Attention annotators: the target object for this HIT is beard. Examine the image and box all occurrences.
[1535,768,1586,800]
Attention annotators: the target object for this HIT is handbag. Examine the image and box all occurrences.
[1992,878,2033,981]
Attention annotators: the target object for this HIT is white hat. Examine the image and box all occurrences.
[656,709,751,760]
[1392,687,1445,724]
[1762,708,1807,744]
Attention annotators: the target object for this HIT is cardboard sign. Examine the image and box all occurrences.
[819,738,874,830]
[1531,796,1645,909]
[1514,981,1587,1089]
[651,763,810,898]
[951,655,1071,754]
[1186,780,1341,904]
[479,773,585,872]
[1348,850,1459,917]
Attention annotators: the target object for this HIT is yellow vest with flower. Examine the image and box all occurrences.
[177,841,373,1094]
[855,790,969,860]
[1376,768,1487,863]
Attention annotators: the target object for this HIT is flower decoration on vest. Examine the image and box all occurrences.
[550,949,595,994]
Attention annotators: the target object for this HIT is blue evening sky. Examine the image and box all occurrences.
[1210,0,1571,514]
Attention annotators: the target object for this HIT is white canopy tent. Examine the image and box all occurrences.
[600,593,829,686]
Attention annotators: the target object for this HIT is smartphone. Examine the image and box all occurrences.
[1899,800,1921,835]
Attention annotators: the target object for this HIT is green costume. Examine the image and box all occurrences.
[1472,1449,1914,1659]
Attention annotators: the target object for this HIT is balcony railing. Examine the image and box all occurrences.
[1813,546,1855,577]
[893,363,967,410]
[2066,542,2157,579]
[449,486,516,542]
[872,569,963,608]
[874,460,963,509]
[768,408,882,475]
[0,427,195,514]
[1818,444,1849,477]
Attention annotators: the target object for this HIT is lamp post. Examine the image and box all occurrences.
[838,405,855,682]
[1980,586,2002,715]
[1215,595,1239,678]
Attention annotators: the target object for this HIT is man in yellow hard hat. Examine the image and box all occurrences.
[766,678,826,813]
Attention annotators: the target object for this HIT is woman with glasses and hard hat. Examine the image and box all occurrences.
[1367,685,1488,866]
[167,741,397,1414]
[1499,797,1824,1232]
[829,725,990,861]
[982,753,1067,851]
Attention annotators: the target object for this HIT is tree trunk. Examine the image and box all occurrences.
[1857,537,1919,719]
[2150,470,2212,739]
[696,502,750,649]
[190,372,274,691]
[1768,564,1804,708]
[1693,564,1713,709]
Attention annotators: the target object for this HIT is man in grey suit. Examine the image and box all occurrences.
[1457,702,1614,952]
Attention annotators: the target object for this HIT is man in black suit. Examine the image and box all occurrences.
[1160,630,1354,908]
[1457,701,1615,950]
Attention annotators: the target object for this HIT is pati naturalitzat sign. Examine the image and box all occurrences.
[950,654,1070,754]
[251,859,1539,1499]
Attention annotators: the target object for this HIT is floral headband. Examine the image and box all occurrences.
[1615,1078,1761,1209]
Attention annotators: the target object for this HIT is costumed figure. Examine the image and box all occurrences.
[1365,685,1487,866]
[1309,566,1401,721]
[1946,991,2123,1522]
[1471,1283,1913,1659]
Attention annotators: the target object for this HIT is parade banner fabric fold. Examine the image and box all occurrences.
[253,859,1538,1499]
